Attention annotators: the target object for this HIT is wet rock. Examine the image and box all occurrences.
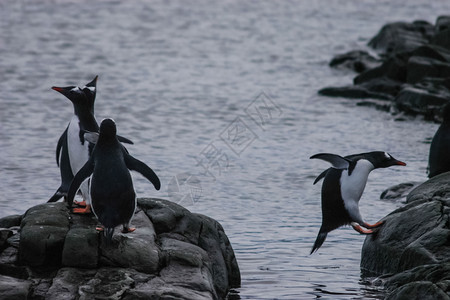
[0,274,31,300]
[406,56,450,84]
[329,50,381,73]
[0,215,22,229]
[362,173,450,299]
[0,198,240,299]
[380,181,421,201]
[18,202,70,267]
[318,84,394,100]
[368,21,434,55]
[99,210,160,274]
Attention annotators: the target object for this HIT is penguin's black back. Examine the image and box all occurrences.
[429,122,450,178]
[320,168,352,232]
[90,142,135,228]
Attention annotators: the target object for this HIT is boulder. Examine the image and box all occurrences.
[379,181,421,202]
[0,198,240,299]
[361,173,450,299]
[329,50,381,73]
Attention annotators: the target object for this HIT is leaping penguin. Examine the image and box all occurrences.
[309,151,406,254]
[67,119,161,243]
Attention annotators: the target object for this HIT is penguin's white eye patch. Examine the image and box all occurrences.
[384,152,391,159]
[83,86,95,92]
[71,87,82,93]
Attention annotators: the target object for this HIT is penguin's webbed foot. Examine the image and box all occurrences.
[122,227,136,233]
[73,205,92,214]
[96,225,105,232]
[74,200,87,207]
[364,220,384,229]
[351,222,374,234]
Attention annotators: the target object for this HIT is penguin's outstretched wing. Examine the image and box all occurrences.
[313,169,330,185]
[67,159,94,208]
[83,132,133,145]
[124,153,161,190]
[310,153,351,169]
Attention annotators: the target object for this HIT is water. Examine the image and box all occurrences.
[0,1,448,298]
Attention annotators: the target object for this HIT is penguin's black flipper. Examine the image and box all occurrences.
[67,159,94,208]
[310,153,351,169]
[313,169,330,185]
[56,127,68,166]
[310,229,328,254]
[117,135,134,144]
[124,153,161,190]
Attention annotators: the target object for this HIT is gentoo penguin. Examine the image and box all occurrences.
[48,76,133,213]
[310,151,406,254]
[48,76,98,204]
[428,103,450,178]
[67,119,161,242]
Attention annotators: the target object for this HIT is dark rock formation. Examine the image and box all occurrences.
[320,16,450,122]
[361,172,450,299]
[0,198,240,300]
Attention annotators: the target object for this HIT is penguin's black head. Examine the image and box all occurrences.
[99,118,117,139]
[52,76,98,112]
[366,151,406,169]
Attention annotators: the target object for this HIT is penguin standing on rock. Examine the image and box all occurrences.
[48,76,99,210]
[48,76,133,213]
[310,151,406,254]
[428,103,450,178]
[67,119,161,242]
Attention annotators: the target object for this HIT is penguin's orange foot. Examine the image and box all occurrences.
[351,223,374,234]
[364,220,384,229]
[73,205,92,214]
[96,225,105,232]
[122,227,136,233]
[74,200,87,207]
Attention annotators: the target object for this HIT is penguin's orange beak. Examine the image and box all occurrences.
[52,86,64,92]
[395,160,407,166]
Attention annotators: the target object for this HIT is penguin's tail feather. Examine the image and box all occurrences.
[310,231,328,254]
[48,188,66,203]
[104,227,115,245]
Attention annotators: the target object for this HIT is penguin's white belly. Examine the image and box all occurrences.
[67,116,90,173]
[340,160,374,209]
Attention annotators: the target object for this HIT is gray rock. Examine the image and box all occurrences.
[0,274,31,300]
[19,202,70,267]
[99,210,160,274]
[380,181,422,201]
[0,214,22,228]
[2,198,239,299]
[362,174,450,299]
[406,56,450,84]
[329,50,381,73]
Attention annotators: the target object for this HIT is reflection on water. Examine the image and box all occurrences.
[0,0,448,298]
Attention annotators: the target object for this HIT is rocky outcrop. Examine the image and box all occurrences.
[319,16,450,122]
[361,172,450,299]
[0,198,240,300]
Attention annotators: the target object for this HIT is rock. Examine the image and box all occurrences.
[436,16,450,33]
[431,29,450,51]
[99,210,160,274]
[19,202,70,267]
[406,56,450,84]
[0,215,22,229]
[368,21,434,55]
[0,274,31,300]
[329,50,381,73]
[354,56,408,85]
[0,198,240,299]
[318,84,394,100]
[380,181,421,202]
[361,173,450,299]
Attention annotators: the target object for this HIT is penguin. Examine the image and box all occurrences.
[67,118,161,242]
[309,151,406,254]
[428,103,450,178]
[48,76,98,204]
[48,76,133,212]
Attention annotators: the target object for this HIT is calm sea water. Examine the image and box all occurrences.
[1,1,448,299]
